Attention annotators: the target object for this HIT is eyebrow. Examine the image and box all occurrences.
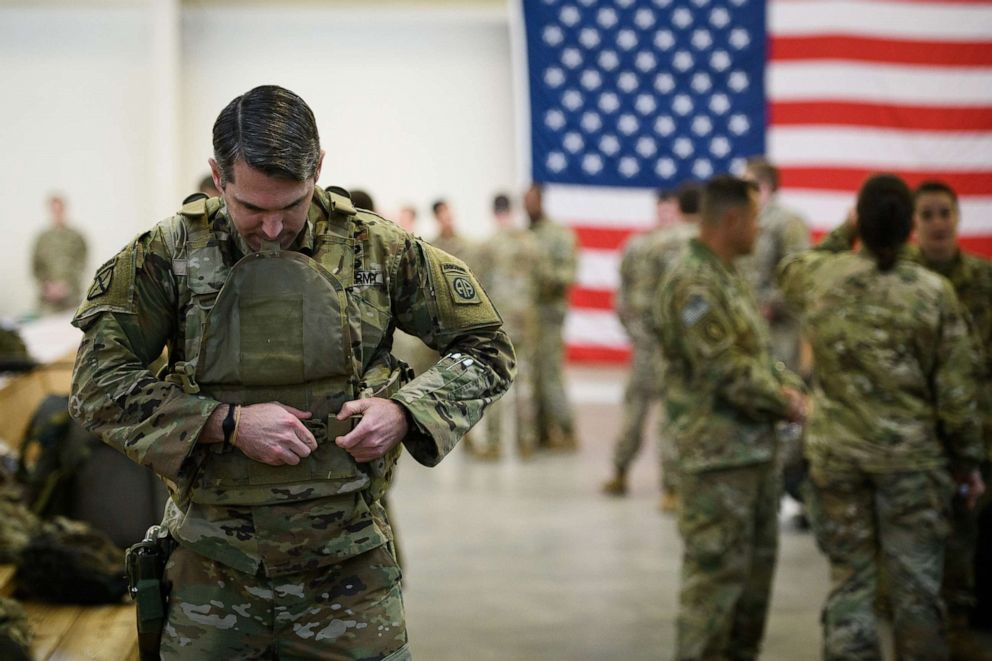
[234,193,309,212]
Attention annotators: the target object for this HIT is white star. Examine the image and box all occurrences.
[692,159,714,178]
[542,0,558,4]
[656,158,677,178]
[563,131,584,154]
[580,69,603,91]
[562,89,584,111]
[618,113,640,135]
[672,94,694,116]
[674,137,694,158]
[654,115,676,136]
[579,28,600,49]
[599,134,620,156]
[655,30,676,51]
[710,50,731,72]
[545,109,566,131]
[617,29,638,51]
[599,50,620,71]
[709,94,731,115]
[691,115,714,136]
[654,73,675,94]
[673,8,694,29]
[598,92,620,114]
[618,72,640,94]
[728,114,750,136]
[636,51,658,73]
[710,136,731,157]
[635,94,658,115]
[543,25,564,47]
[691,0,711,6]
[653,0,673,7]
[562,48,583,69]
[729,0,748,6]
[691,29,713,50]
[729,29,751,50]
[619,157,640,178]
[577,0,595,5]
[691,72,712,94]
[730,157,747,174]
[728,71,749,92]
[583,153,604,175]
[544,67,566,88]
[616,0,635,7]
[636,136,658,158]
[709,7,730,28]
[559,5,581,27]
[673,51,695,72]
[634,8,656,29]
[597,7,618,29]
[547,152,567,173]
[581,112,603,132]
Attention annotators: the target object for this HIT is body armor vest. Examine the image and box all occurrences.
[171,195,401,506]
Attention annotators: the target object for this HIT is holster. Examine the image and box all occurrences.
[124,525,176,661]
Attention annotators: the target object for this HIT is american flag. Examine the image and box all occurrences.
[515,0,992,362]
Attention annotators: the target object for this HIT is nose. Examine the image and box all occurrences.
[260,214,283,240]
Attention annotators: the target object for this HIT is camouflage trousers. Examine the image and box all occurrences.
[943,462,989,621]
[807,464,953,661]
[533,307,574,443]
[676,462,779,661]
[483,341,537,455]
[160,544,409,660]
[611,339,679,492]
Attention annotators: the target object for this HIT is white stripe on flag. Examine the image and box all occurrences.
[771,1,992,40]
[544,183,656,227]
[577,249,621,291]
[565,308,629,350]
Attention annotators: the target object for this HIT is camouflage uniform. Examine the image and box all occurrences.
[69,187,514,659]
[31,225,88,313]
[906,245,992,635]
[778,225,982,661]
[656,239,802,661]
[0,596,31,661]
[735,201,809,370]
[612,223,695,493]
[530,215,578,446]
[474,228,540,456]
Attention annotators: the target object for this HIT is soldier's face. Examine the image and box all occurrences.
[733,191,761,255]
[211,157,323,251]
[914,191,959,261]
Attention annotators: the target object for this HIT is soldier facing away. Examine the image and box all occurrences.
[31,194,88,314]
[655,176,807,661]
[69,85,514,660]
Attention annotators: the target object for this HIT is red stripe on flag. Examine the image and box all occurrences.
[780,168,992,195]
[771,35,992,67]
[573,225,640,251]
[770,102,992,131]
[571,287,614,310]
[567,345,631,363]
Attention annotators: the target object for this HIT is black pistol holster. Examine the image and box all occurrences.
[125,525,175,661]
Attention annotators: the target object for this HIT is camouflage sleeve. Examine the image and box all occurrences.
[538,226,578,301]
[933,282,984,471]
[389,240,515,466]
[816,219,858,253]
[669,279,792,420]
[765,213,811,315]
[616,237,645,337]
[69,223,220,482]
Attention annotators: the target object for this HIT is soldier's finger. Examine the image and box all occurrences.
[335,428,364,450]
[289,418,317,449]
[276,403,313,419]
[335,399,370,421]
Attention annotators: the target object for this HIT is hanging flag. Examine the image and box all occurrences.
[515,0,992,362]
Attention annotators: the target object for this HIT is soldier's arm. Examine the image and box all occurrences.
[390,240,516,466]
[69,223,220,482]
[764,214,811,315]
[674,281,794,420]
[816,213,858,253]
[539,227,578,299]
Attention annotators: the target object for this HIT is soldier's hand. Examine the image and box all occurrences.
[782,387,807,424]
[334,398,408,463]
[237,403,317,466]
[959,470,986,511]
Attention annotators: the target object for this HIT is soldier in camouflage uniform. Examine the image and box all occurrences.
[524,184,579,450]
[31,194,88,314]
[473,193,540,459]
[778,174,985,661]
[603,186,699,511]
[908,180,992,659]
[69,86,514,660]
[655,176,807,661]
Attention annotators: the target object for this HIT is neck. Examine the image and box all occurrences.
[697,229,737,266]
[921,245,958,265]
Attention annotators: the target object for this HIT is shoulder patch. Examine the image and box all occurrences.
[73,240,141,327]
[420,242,500,332]
[681,293,710,327]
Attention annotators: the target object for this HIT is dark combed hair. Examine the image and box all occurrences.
[492,193,511,214]
[431,199,447,216]
[914,179,958,206]
[677,182,703,215]
[701,175,757,225]
[212,85,321,184]
[857,174,913,272]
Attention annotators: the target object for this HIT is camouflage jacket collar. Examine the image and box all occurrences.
[688,237,736,279]
[214,199,320,258]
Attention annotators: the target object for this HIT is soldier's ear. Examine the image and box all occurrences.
[313,150,326,184]
[208,159,224,192]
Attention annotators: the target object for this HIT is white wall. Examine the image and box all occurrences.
[0,2,519,317]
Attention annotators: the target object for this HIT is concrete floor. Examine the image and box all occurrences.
[391,365,834,661]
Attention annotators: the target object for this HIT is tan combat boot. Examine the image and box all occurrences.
[658,488,680,514]
[602,469,627,496]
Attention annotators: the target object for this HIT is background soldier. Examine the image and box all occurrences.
[69,85,514,659]
[474,193,540,460]
[31,194,88,314]
[656,176,806,661]
[525,183,578,450]
[429,198,476,265]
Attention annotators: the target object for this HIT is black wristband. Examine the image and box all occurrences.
[222,403,237,450]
